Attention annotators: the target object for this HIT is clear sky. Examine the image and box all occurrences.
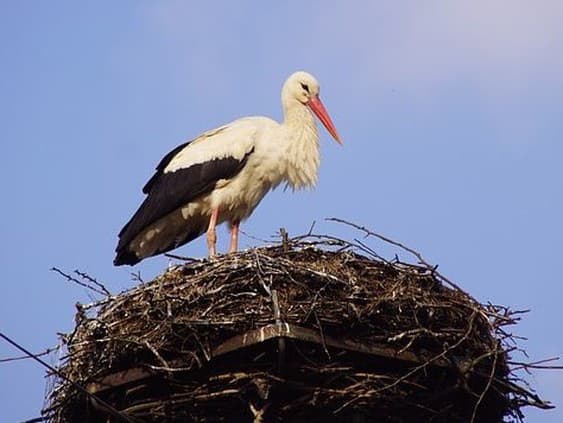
[1,1,562,421]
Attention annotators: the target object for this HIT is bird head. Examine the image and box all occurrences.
[283,71,342,144]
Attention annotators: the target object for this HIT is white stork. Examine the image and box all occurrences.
[114,71,341,266]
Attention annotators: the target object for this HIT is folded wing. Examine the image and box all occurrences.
[114,122,257,264]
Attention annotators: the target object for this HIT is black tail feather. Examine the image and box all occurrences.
[114,248,141,266]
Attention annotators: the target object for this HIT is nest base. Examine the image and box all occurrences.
[45,239,550,422]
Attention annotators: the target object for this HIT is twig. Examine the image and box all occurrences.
[50,267,109,296]
[20,417,50,423]
[509,356,563,371]
[306,220,317,236]
[470,344,499,423]
[279,228,290,251]
[73,270,111,296]
[164,253,200,264]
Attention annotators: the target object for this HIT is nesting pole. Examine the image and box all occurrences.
[46,234,551,422]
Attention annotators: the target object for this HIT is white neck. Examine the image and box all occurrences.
[282,100,320,189]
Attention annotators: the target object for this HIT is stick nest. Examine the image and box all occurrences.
[45,231,550,422]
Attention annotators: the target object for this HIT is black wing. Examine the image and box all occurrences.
[115,145,254,259]
[142,140,191,194]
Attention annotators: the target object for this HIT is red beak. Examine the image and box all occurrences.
[307,95,342,145]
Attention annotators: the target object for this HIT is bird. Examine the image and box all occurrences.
[114,71,341,266]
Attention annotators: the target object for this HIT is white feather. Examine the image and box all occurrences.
[165,120,258,173]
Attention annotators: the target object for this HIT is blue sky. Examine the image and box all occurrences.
[1,1,562,421]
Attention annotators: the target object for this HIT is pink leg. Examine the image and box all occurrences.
[229,220,240,253]
[206,208,219,257]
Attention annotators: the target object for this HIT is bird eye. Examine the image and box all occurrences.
[300,82,310,93]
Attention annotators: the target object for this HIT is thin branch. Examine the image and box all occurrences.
[73,270,111,296]
[509,356,563,371]
[50,267,109,296]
